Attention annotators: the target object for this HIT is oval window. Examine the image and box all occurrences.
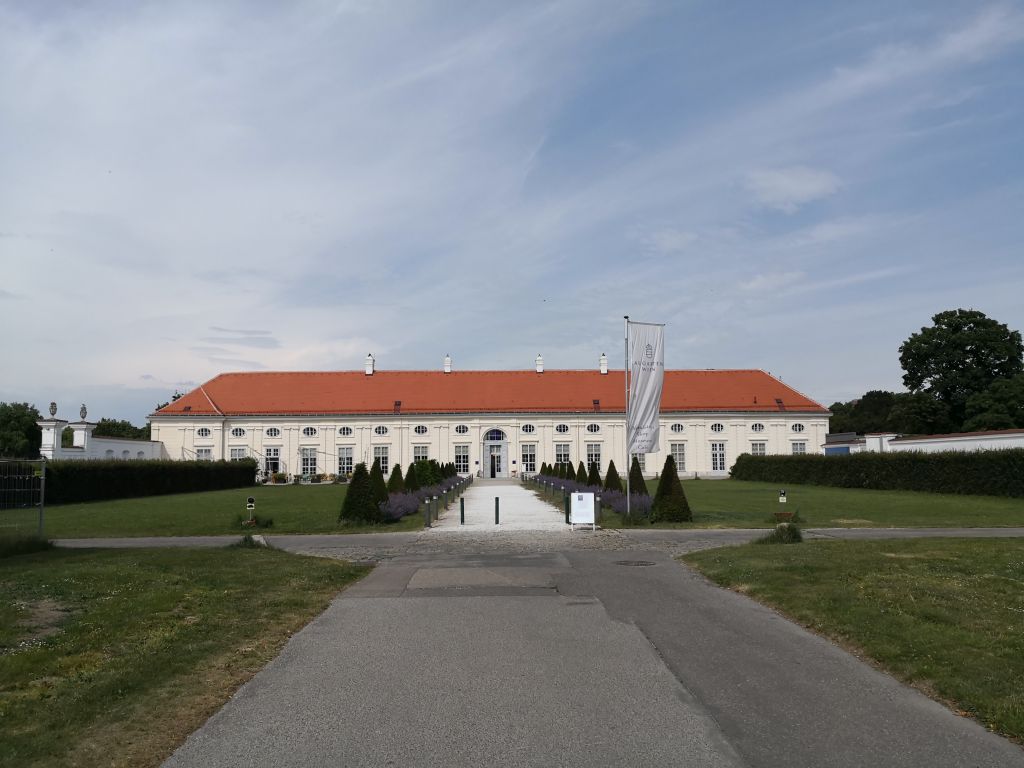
[455,425,469,435]
[751,423,765,433]
[414,425,428,435]
[792,423,805,433]
[197,427,211,438]
[339,426,353,436]
[586,424,600,433]
[302,427,317,437]
[710,423,725,433]
[555,424,569,434]
[266,427,280,438]
[522,424,535,434]
[670,423,685,433]
[230,428,245,438]
[374,425,388,436]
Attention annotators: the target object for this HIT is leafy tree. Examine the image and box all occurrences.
[651,455,692,522]
[62,426,74,448]
[94,418,150,440]
[603,460,623,492]
[339,462,379,523]
[586,462,601,488]
[827,391,897,434]
[886,392,951,435]
[405,462,420,492]
[369,458,388,508]
[575,461,588,484]
[899,309,1023,427]
[0,402,42,458]
[540,462,548,476]
[628,455,648,496]
[387,463,405,493]
[963,373,1024,431]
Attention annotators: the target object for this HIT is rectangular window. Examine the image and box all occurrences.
[670,443,686,471]
[229,447,247,462]
[196,448,212,461]
[555,443,570,468]
[373,446,389,473]
[301,447,317,476]
[454,445,469,474]
[634,453,645,472]
[792,442,807,455]
[521,444,536,473]
[586,443,601,470]
[337,446,353,476]
[413,445,429,462]
[750,442,766,457]
[264,447,280,473]
[711,442,726,472]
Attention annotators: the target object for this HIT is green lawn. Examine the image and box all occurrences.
[0,546,368,768]
[684,539,1024,741]
[590,479,1024,528]
[2,484,428,538]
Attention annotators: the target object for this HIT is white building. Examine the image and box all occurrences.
[825,428,1024,455]
[150,355,830,479]
[36,404,167,461]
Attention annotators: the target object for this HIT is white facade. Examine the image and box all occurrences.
[151,411,828,479]
[36,417,167,462]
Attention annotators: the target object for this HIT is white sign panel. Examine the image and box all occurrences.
[628,321,665,455]
[571,492,596,531]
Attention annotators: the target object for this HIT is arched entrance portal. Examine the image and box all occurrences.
[482,428,509,478]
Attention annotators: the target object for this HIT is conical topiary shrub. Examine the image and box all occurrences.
[387,463,405,494]
[604,460,623,492]
[576,461,588,484]
[587,463,601,488]
[339,462,378,523]
[370,458,388,508]
[629,455,648,496]
[405,462,420,492]
[651,454,692,522]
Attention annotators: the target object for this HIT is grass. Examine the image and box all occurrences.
[589,479,1024,529]
[1,484,427,538]
[684,539,1024,742]
[0,546,368,767]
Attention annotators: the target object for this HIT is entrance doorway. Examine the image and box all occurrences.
[482,428,509,479]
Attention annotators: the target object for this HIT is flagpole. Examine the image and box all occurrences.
[624,315,630,522]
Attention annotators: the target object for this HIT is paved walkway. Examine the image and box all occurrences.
[164,548,1024,767]
[431,478,569,531]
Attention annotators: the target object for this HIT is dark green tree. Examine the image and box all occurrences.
[539,462,548,476]
[575,461,588,484]
[369,458,388,507]
[963,373,1024,431]
[586,462,601,488]
[628,455,648,496]
[387,463,405,493]
[339,462,378,523]
[405,462,420,492]
[0,402,42,458]
[603,460,623,492]
[899,309,1023,428]
[94,418,150,440]
[827,391,897,434]
[651,455,692,522]
[886,392,951,435]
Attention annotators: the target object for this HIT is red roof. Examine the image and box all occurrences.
[153,369,827,417]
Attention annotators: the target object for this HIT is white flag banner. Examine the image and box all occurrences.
[627,321,665,455]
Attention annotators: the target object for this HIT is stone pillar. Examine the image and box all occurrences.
[36,418,69,460]
[70,421,98,452]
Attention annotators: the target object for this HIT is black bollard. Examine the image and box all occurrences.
[495,496,499,525]
[424,499,431,528]
[460,496,465,525]
[564,494,570,525]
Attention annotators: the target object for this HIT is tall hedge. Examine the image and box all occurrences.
[731,450,1024,498]
[43,459,257,504]
[604,460,623,493]
[651,455,691,522]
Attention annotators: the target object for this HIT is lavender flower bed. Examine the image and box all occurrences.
[529,473,651,519]
[380,477,467,522]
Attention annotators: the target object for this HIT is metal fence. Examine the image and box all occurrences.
[0,458,46,538]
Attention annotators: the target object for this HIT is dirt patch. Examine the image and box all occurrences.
[18,598,72,642]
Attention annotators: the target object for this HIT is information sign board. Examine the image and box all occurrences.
[571,492,596,531]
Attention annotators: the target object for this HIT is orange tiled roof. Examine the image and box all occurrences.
[152,369,828,417]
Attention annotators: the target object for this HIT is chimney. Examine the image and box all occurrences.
[365,353,375,375]
[599,352,608,375]
[535,353,544,373]
[444,353,452,374]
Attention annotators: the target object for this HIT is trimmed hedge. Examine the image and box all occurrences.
[45,459,258,504]
[731,450,1024,498]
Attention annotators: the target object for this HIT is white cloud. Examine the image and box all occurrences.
[643,228,697,254]
[745,167,841,213]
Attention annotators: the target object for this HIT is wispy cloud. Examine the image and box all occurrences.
[745,167,841,213]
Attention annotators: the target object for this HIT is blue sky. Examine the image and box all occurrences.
[1,1,1023,424]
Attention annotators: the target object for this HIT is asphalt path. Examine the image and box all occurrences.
[162,545,1024,767]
